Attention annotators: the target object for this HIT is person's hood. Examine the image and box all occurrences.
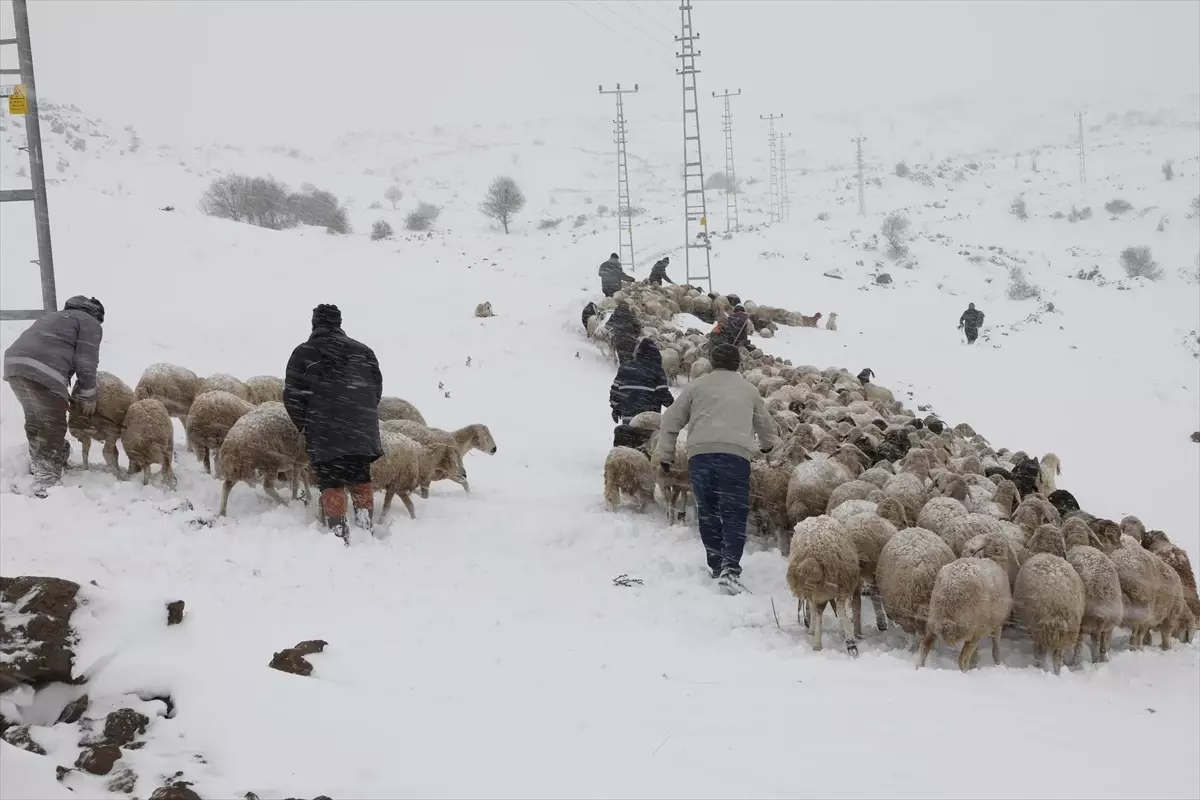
[634,338,662,364]
[63,295,104,323]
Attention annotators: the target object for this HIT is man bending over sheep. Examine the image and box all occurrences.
[284,303,383,543]
[2,296,105,498]
[959,302,984,344]
[598,252,634,297]
[609,339,674,425]
[657,343,779,595]
[648,257,674,286]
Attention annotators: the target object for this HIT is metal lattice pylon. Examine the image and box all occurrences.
[852,136,867,217]
[599,83,639,273]
[676,3,711,293]
[713,89,741,233]
[779,131,792,221]
[761,113,782,223]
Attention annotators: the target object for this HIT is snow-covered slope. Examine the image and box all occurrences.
[2,97,1198,799]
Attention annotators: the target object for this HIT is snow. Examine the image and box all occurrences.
[2,94,1199,799]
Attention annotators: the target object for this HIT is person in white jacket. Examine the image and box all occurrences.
[657,343,779,594]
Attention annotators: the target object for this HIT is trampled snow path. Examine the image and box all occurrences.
[2,137,1199,798]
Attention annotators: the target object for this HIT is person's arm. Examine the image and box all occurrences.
[369,348,384,405]
[958,311,967,327]
[71,315,103,400]
[657,384,692,464]
[282,345,313,432]
[654,367,674,409]
[751,391,780,451]
[609,369,626,415]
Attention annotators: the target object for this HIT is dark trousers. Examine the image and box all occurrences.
[964,326,978,344]
[689,453,751,576]
[8,376,69,487]
[311,455,374,492]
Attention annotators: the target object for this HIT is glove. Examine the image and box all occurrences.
[660,461,672,475]
[77,399,96,416]
[611,408,620,423]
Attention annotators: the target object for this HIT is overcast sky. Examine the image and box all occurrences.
[2,0,1197,148]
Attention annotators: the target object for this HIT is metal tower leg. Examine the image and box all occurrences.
[600,83,639,273]
[676,3,712,293]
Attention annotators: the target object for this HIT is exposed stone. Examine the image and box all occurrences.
[292,639,327,656]
[167,600,185,625]
[2,724,47,755]
[1191,431,1200,443]
[150,781,203,800]
[0,576,81,687]
[103,708,149,746]
[108,767,138,794]
[875,273,893,285]
[76,744,122,775]
[269,639,327,677]
[57,693,89,724]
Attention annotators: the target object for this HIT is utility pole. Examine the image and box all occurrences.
[1074,110,1087,184]
[599,83,639,273]
[713,88,741,233]
[0,0,57,320]
[760,113,782,223]
[852,136,867,217]
[676,3,712,293]
[778,131,792,222]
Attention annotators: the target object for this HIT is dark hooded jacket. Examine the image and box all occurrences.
[960,306,985,331]
[283,307,384,464]
[604,303,641,364]
[2,295,104,400]
[610,339,674,420]
[711,310,752,349]
[598,256,634,296]
[648,259,674,285]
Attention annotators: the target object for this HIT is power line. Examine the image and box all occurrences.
[565,1,672,67]
[595,0,670,49]
[624,0,678,37]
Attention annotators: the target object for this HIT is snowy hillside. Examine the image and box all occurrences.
[2,92,1199,800]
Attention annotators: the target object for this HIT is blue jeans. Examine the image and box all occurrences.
[689,453,751,577]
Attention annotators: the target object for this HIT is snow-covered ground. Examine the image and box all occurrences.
[2,94,1199,799]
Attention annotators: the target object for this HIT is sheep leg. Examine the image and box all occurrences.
[199,445,211,474]
[142,461,151,486]
[399,491,416,519]
[380,488,394,521]
[101,437,121,475]
[991,627,1003,665]
[1051,648,1064,675]
[162,453,177,490]
[852,589,863,639]
[1071,634,1084,667]
[809,598,824,651]
[419,482,430,500]
[262,475,285,505]
[1033,643,1046,670]
[917,632,935,668]
[957,638,981,672]
[776,528,791,557]
[870,586,888,631]
[289,468,299,501]
[79,436,91,469]
[1157,624,1173,651]
[604,476,619,511]
[837,595,859,656]
[1129,625,1145,650]
[219,480,233,516]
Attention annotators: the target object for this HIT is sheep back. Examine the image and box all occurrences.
[120,398,174,469]
[1065,544,1124,640]
[875,527,956,636]
[244,375,284,405]
[69,370,133,442]
[604,446,656,509]
[217,404,307,486]
[786,516,860,605]
[134,363,200,418]
[927,558,1013,649]
[1013,553,1085,655]
[198,373,252,403]
[185,390,256,453]
[378,396,426,425]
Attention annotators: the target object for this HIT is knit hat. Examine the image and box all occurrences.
[312,303,342,329]
[610,252,620,260]
[711,343,740,372]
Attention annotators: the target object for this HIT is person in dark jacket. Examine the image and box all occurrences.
[609,338,674,424]
[598,253,634,297]
[959,303,985,344]
[284,304,384,542]
[648,257,674,286]
[604,301,641,365]
[2,295,104,497]
[709,305,753,352]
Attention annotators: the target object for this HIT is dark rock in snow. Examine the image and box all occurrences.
[1191,431,1200,443]
[76,744,122,775]
[104,708,149,746]
[57,694,89,724]
[150,782,203,800]
[270,639,327,677]
[108,767,138,794]
[0,576,81,687]
[167,600,185,625]
[874,273,893,285]
[2,724,47,755]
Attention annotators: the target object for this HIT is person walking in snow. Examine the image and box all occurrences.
[958,302,984,344]
[709,304,753,353]
[657,343,779,595]
[604,301,642,365]
[648,257,674,286]
[609,338,674,424]
[598,252,634,297]
[284,304,384,544]
[2,296,104,497]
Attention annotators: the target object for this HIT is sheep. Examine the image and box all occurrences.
[1110,541,1184,650]
[786,516,861,656]
[1141,530,1200,620]
[196,373,252,403]
[377,396,426,425]
[918,556,1013,671]
[217,402,309,516]
[371,429,463,521]
[967,479,1019,519]
[859,467,892,489]
[1062,518,1124,664]
[689,357,712,381]
[785,447,864,524]
[962,531,1024,590]
[474,301,495,318]
[134,363,201,419]
[603,446,656,512]
[1166,595,1196,644]
[379,419,470,496]
[750,460,791,552]
[629,411,662,432]
[937,513,1006,558]
[875,527,957,640]
[650,429,691,524]
[798,312,823,328]
[881,468,928,524]
[1036,453,1061,496]
[915,495,970,540]
[829,499,878,521]
[660,348,682,385]
[1013,526,1085,674]
[875,496,910,529]
[840,513,898,635]
[825,479,879,514]
[181,390,254,474]
[67,370,133,474]
[120,398,176,489]
[244,375,284,405]
[1011,495,1060,535]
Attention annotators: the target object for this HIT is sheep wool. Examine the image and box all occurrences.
[1014,552,1086,674]
[372,429,463,521]
[185,390,256,474]
[603,446,656,512]
[380,419,470,497]
[198,373,252,403]
[919,557,1013,671]
[134,363,201,419]
[1064,525,1124,664]
[876,527,956,639]
[244,375,285,405]
[67,370,133,474]
[377,396,427,426]
[217,403,309,516]
[786,516,861,655]
[120,398,176,489]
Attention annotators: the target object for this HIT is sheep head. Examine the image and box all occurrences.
[1142,529,1171,551]
[1027,523,1066,558]
[992,480,1019,518]
[876,496,909,529]
[1062,517,1095,551]
[1119,515,1146,541]
[943,477,970,503]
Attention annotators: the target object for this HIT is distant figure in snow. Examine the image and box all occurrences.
[598,252,634,297]
[604,301,641,365]
[959,302,985,344]
[709,305,753,353]
[609,338,674,425]
[648,257,674,286]
[657,343,779,595]
[2,295,105,497]
[284,304,383,543]
[857,368,875,385]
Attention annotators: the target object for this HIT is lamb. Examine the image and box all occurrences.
[1013,525,1085,674]
[379,419,470,496]
[650,429,691,523]
[1110,539,1185,650]
[134,363,201,419]
[1063,518,1124,664]
[198,373,252,403]
[474,301,495,318]
[786,516,861,656]
[67,370,133,474]
[244,375,284,405]
[216,402,309,516]
[371,429,463,521]
[184,390,256,474]
[918,556,1013,671]
[1141,529,1200,620]
[875,527,957,640]
[377,396,426,425]
[603,446,656,512]
[120,398,176,489]
[1036,453,1061,496]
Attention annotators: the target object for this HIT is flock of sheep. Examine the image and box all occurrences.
[65,364,496,524]
[595,280,1199,670]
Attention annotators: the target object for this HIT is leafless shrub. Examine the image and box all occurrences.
[200,174,297,230]
[289,185,350,234]
[597,204,610,216]
[368,200,383,210]
[1006,266,1041,300]
[619,206,647,218]
[881,212,910,259]
[405,202,441,231]
[371,220,394,241]
[1105,198,1133,215]
[1120,246,1163,280]
[537,217,563,231]
[816,212,829,221]
[1162,159,1174,180]
[573,214,588,228]
[895,161,910,177]
[1068,205,1092,223]
[1189,196,1199,218]
[385,185,404,209]
[480,175,526,234]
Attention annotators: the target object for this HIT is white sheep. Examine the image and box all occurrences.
[839,512,898,635]
[475,301,495,318]
[377,396,427,425]
[876,527,957,640]
[628,411,662,431]
[371,428,464,521]
[184,390,255,474]
[198,373,252,403]
[1036,453,1061,496]
[603,446,657,512]
[689,357,712,381]
[67,370,133,474]
[1062,518,1123,664]
[786,516,861,656]
[244,375,284,405]
[915,495,969,539]
[785,447,863,524]
[649,429,691,524]
[120,398,176,489]
[1110,539,1184,650]
[379,419,477,496]
[660,348,682,386]
[1013,526,1085,674]
[134,363,201,419]
[216,402,309,516]
[918,556,1013,671]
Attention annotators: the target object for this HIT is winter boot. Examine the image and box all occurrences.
[717,567,749,596]
[320,488,350,544]
[348,483,375,533]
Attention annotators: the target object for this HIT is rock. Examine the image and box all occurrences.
[292,639,327,656]
[875,273,893,285]
[76,744,122,775]
[150,781,203,800]
[1191,431,1200,443]
[57,694,89,724]
[2,724,47,755]
[167,600,185,625]
[108,767,138,794]
[269,639,328,677]
[0,576,81,687]
[104,708,149,746]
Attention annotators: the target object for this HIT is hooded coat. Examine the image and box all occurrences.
[604,303,642,364]
[610,339,674,420]
[711,310,752,349]
[2,295,104,401]
[959,306,984,331]
[648,259,674,285]
[283,306,384,464]
[598,256,634,296]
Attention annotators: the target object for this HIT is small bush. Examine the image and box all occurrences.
[1051,211,1066,219]
[597,204,609,216]
[619,205,647,218]
[816,212,829,221]
[1011,197,1027,220]
[894,161,910,178]
[201,174,297,230]
[537,218,563,231]
[1006,266,1041,300]
[881,213,910,259]
[1120,246,1162,280]
[405,202,441,231]
[1105,198,1133,215]
[371,220,394,241]
[1068,205,1093,223]
[1162,159,1174,180]
[288,186,351,234]
[572,214,588,228]
[368,200,383,210]
[384,185,404,209]
[1189,196,1199,218]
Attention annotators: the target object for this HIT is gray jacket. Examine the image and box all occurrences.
[2,296,104,400]
[598,257,633,294]
[658,369,779,464]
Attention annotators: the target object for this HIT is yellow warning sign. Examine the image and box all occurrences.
[8,85,27,116]
[700,216,707,227]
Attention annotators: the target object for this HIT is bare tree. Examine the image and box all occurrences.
[480,176,526,234]
[288,185,351,234]
[384,185,404,209]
